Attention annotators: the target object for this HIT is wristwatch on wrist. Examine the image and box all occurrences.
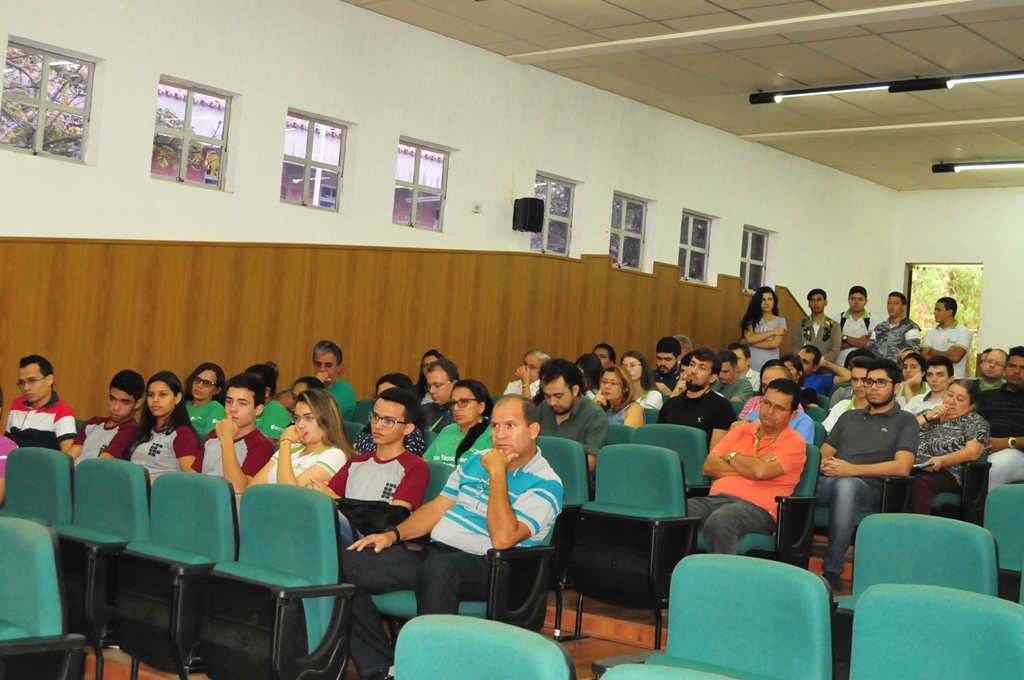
[726,452,739,464]
[384,525,402,543]
[1009,437,1018,450]
[842,335,849,341]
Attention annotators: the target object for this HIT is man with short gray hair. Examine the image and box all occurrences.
[312,340,357,420]
[504,350,549,398]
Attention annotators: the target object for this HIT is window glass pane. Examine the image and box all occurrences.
[309,167,339,209]
[418,149,444,189]
[284,116,309,157]
[151,132,182,178]
[280,161,305,203]
[750,232,766,261]
[47,58,89,108]
[156,84,187,131]
[547,219,569,254]
[534,177,547,203]
[689,251,706,282]
[414,191,442,229]
[42,109,84,159]
[530,230,543,250]
[393,185,413,223]
[611,196,623,230]
[622,236,641,268]
[739,261,747,286]
[678,247,688,272]
[192,92,226,139]
[749,264,764,290]
[741,230,749,258]
[186,140,222,185]
[692,218,709,249]
[609,232,620,262]
[311,122,342,166]
[625,202,644,234]
[396,144,416,182]
[549,182,572,217]
[680,215,689,245]
[1,101,38,149]
[5,47,42,98]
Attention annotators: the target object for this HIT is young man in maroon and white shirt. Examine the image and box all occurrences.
[192,373,275,494]
[6,355,76,452]
[67,370,145,466]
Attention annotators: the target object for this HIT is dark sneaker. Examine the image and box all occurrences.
[822,570,843,598]
[363,671,394,680]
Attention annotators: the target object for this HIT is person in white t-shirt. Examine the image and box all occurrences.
[835,286,872,367]
[503,350,549,398]
[922,297,973,378]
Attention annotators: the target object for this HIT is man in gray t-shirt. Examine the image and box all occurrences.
[817,359,918,593]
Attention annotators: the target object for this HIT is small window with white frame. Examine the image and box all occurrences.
[679,212,711,283]
[532,174,574,255]
[740,226,770,291]
[152,80,230,188]
[609,194,646,269]
[393,140,447,230]
[281,113,346,210]
[1,42,94,161]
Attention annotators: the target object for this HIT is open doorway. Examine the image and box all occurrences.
[905,263,984,376]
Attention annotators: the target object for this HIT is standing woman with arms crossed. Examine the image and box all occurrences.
[119,371,200,479]
[741,286,788,372]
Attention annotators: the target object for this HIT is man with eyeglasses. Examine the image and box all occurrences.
[593,344,616,370]
[5,354,76,452]
[980,346,1024,489]
[974,348,1007,391]
[503,350,549,398]
[537,358,608,470]
[340,395,563,680]
[817,358,918,595]
[312,340,357,420]
[423,359,459,433]
[690,379,806,554]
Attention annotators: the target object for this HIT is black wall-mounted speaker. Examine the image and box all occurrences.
[512,197,544,233]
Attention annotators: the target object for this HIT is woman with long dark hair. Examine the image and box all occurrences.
[424,379,494,467]
[576,353,603,400]
[740,286,787,372]
[184,362,225,438]
[123,371,199,478]
[622,350,662,409]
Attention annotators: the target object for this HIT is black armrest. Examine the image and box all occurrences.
[649,517,701,604]
[0,634,86,656]
[171,563,217,578]
[960,461,991,526]
[486,545,554,629]
[60,536,128,557]
[879,476,915,513]
[686,484,711,498]
[273,583,357,601]
[488,546,554,562]
[774,496,818,569]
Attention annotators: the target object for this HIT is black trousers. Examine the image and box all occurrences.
[343,542,489,676]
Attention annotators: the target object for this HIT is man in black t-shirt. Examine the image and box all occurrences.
[658,347,736,451]
[982,346,1024,489]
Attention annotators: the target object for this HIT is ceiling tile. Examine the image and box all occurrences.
[883,25,1024,74]
[736,1,833,23]
[693,92,821,128]
[857,131,964,159]
[708,0,810,10]
[947,4,1024,24]
[829,162,924,187]
[591,22,678,40]
[646,97,754,130]
[479,39,544,55]
[708,34,793,50]
[529,31,605,49]
[606,58,739,96]
[671,50,802,90]
[413,0,579,38]
[805,34,945,80]
[782,25,870,42]
[771,94,884,121]
[535,58,592,70]
[924,130,1024,159]
[661,13,751,32]
[581,50,660,65]
[986,125,1024,146]
[366,0,513,44]
[910,84,1014,112]
[606,0,726,21]
[508,0,648,29]
[814,0,917,10]
[553,65,679,100]
[864,15,954,34]
[967,19,1024,61]
[730,43,871,85]
[639,43,723,58]
[831,90,945,116]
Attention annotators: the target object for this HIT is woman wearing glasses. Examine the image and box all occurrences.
[185,362,225,438]
[594,366,645,428]
[250,388,353,487]
[424,380,494,467]
[622,350,663,410]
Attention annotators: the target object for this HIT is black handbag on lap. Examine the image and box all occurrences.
[335,498,410,537]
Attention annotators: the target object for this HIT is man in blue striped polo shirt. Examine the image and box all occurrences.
[342,394,564,680]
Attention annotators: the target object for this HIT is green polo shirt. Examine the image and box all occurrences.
[712,378,753,403]
[255,399,291,441]
[187,399,225,439]
[327,380,356,421]
[538,396,608,457]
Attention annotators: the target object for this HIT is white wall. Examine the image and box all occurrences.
[894,187,1024,351]
[1,0,902,316]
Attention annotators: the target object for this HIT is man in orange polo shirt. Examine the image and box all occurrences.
[688,378,807,554]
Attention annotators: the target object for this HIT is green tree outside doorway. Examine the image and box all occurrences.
[907,264,983,376]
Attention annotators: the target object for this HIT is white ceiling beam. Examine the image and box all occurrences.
[506,0,1024,64]
[740,115,1024,140]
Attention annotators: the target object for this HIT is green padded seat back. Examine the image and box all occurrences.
[794,444,821,497]
[651,554,831,680]
[587,444,685,518]
[538,437,588,506]
[634,424,708,488]
[850,584,1024,680]
[0,518,65,638]
[731,400,745,417]
[423,461,455,504]
[394,615,570,680]
[424,430,437,448]
[829,382,851,398]
[69,458,149,542]
[227,484,338,650]
[985,484,1024,571]
[0,447,73,525]
[142,472,236,563]
[352,399,375,426]
[606,424,636,446]
[813,422,826,448]
[841,514,997,610]
[643,407,659,424]
[806,406,827,423]
[344,421,364,445]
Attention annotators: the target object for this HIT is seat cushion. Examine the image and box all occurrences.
[583,502,678,519]
[126,541,216,566]
[0,509,48,525]
[214,561,312,588]
[372,591,487,619]
[53,523,127,546]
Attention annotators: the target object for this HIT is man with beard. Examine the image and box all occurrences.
[817,358,918,594]
[538,358,608,470]
[653,336,683,397]
[974,348,1007,391]
[982,347,1024,488]
[658,348,736,451]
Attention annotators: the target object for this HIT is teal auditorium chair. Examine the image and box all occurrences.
[696,444,821,569]
[984,484,1024,601]
[813,421,826,447]
[394,615,575,680]
[805,405,827,423]
[643,407,660,424]
[828,381,851,399]
[198,485,355,680]
[633,424,710,497]
[595,555,831,680]
[604,666,731,679]
[53,458,150,680]
[422,460,454,504]
[344,420,364,445]
[423,429,437,448]
[569,444,699,649]
[832,514,997,669]
[730,400,745,417]
[0,447,74,525]
[0,518,85,680]
[606,424,636,446]
[113,473,238,680]
[351,398,375,426]
[931,454,990,526]
[850,584,1024,680]
[813,474,915,538]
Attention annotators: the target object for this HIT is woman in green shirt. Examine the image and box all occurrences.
[423,379,493,467]
[185,362,225,438]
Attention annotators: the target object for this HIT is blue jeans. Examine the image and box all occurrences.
[816,476,880,575]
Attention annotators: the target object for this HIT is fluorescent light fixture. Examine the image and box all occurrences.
[932,161,1024,173]
[947,71,1024,87]
[772,85,887,103]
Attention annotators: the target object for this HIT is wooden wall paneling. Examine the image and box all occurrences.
[578,255,613,359]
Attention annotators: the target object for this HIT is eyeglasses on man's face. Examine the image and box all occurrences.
[863,378,892,388]
[370,412,407,429]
